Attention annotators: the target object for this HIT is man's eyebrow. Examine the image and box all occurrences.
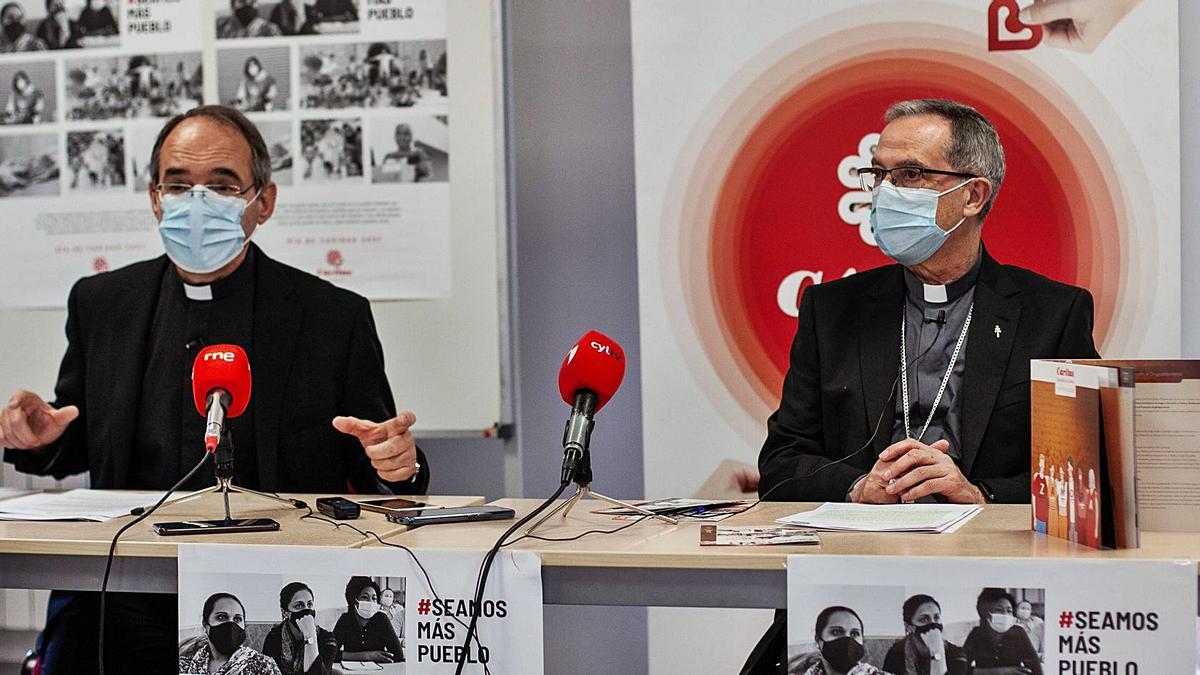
[209,167,245,182]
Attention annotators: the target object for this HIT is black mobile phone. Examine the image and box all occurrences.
[386,506,515,526]
[316,497,361,520]
[153,518,280,536]
[354,497,429,515]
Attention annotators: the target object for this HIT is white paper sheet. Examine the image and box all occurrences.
[776,502,982,533]
[0,488,163,521]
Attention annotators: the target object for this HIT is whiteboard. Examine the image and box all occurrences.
[0,2,508,438]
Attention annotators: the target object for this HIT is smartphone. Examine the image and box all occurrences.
[354,497,429,515]
[387,506,515,526]
[153,518,280,536]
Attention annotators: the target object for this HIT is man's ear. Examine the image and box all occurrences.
[962,178,993,219]
[254,181,278,225]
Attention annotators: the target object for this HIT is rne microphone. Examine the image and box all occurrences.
[191,345,252,453]
[557,330,625,482]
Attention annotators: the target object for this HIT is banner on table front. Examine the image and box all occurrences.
[787,555,1197,674]
[178,544,543,674]
[0,0,451,308]
[631,1,1181,497]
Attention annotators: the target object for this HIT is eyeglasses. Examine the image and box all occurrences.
[155,183,256,198]
[854,166,976,192]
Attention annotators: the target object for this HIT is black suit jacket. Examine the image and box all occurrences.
[758,248,1098,504]
[4,246,428,495]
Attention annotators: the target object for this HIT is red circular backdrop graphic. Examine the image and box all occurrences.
[704,51,1120,413]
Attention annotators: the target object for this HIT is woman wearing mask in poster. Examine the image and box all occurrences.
[790,605,889,675]
[379,587,405,653]
[882,595,969,674]
[1013,600,1044,657]
[0,3,47,52]
[4,70,44,124]
[179,592,282,675]
[962,589,1042,675]
[77,0,118,37]
[35,0,81,50]
[333,577,402,664]
[262,582,339,675]
[235,56,278,112]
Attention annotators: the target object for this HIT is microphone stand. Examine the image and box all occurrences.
[525,436,677,536]
[131,431,306,516]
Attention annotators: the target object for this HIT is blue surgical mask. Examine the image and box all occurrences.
[869,179,972,265]
[158,187,257,275]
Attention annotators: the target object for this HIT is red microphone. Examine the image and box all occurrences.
[557,331,625,481]
[191,345,252,453]
[558,330,626,412]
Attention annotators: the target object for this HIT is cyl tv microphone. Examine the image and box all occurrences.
[557,330,625,482]
[191,345,252,453]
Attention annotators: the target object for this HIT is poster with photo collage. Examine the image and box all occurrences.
[0,0,450,307]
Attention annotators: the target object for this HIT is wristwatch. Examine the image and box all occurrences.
[303,635,317,645]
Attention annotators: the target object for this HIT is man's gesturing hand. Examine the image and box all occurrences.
[332,411,419,483]
[0,391,78,450]
[881,438,984,503]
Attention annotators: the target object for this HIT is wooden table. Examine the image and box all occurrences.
[0,492,484,593]
[372,499,1200,610]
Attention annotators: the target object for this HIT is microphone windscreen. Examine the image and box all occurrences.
[191,344,252,418]
[558,330,626,412]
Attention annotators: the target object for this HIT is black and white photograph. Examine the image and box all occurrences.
[300,117,361,182]
[0,132,58,197]
[0,0,118,52]
[64,52,203,120]
[258,119,293,186]
[368,115,448,184]
[215,0,361,40]
[126,125,158,192]
[65,128,124,192]
[299,40,447,110]
[178,572,407,674]
[789,585,1046,675]
[218,46,291,113]
[0,60,54,124]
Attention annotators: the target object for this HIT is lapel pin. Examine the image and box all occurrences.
[994,324,1002,339]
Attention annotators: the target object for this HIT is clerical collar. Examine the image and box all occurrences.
[903,251,982,306]
[176,245,257,302]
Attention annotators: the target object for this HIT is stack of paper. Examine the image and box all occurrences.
[594,497,754,522]
[0,489,166,522]
[776,502,982,533]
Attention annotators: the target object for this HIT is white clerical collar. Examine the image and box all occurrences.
[183,283,213,301]
[922,284,948,304]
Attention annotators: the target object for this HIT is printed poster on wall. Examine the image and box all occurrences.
[0,0,451,308]
[787,556,1197,674]
[178,544,543,674]
[630,0,1181,498]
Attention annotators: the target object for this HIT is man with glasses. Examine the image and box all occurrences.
[757,97,1098,508]
[746,98,1098,674]
[1,105,427,673]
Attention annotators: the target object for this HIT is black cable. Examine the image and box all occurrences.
[98,451,212,675]
[508,513,652,545]
[454,479,571,675]
[298,508,492,673]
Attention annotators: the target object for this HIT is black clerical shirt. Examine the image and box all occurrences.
[890,252,982,460]
[131,249,258,491]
